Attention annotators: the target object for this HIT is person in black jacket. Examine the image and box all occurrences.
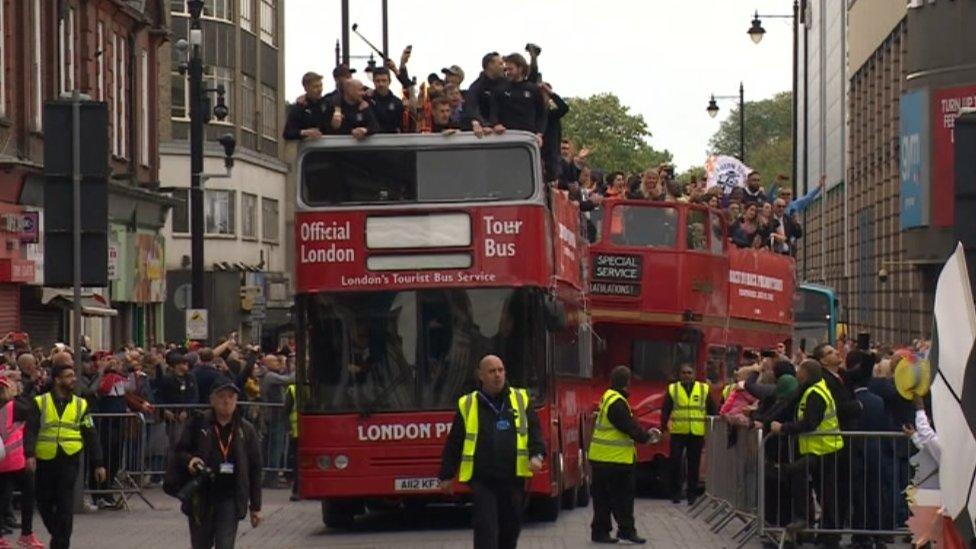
[438,355,545,549]
[490,53,547,145]
[589,366,651,545]
[171,377,262,549]
[326,79,380,139]
[540,83,569,183]
[369,67,403,133]
[462,52,506,136]
[282,71,330,141]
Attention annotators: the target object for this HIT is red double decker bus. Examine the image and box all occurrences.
[294,132,594,527]
[586,200,795,487]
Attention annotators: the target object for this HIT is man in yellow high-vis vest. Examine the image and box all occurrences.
[285,383,299,501]
[35,353,105,549]
[660,363,716,505]
[439,355,545,549]
[588,366,652,545]
[770,359,844,542]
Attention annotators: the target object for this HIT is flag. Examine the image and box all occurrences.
[930,242,976,543]
[704,155,752,196]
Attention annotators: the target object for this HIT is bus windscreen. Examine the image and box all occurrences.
[299,288,546,414]
[301,146,535,206]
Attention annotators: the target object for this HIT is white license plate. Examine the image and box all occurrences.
[394,477,440,492]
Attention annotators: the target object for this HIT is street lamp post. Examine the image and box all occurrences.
[184,1,231,310]
[706,82,746,162]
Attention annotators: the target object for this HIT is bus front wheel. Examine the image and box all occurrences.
[321,498,364,529]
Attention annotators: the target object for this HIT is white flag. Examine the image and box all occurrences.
[931,242,976,541]
[704,155,752,196]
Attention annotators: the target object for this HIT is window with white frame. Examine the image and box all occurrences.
[171,73,188,119]
[32,0,42,129]
[262,197,279,242]
[204,0,231,20]
[205,66,233,124]
[115,34,128,158]
[240,75,256,130]
[97,22,105,101]
[240,0,253,32]
[111,33,118,155]
[170,0,187,13]
[260,84,276,139]
[140,50,150,166]
[171,189,189,233]
[259,0,275,45]
[59,7,75,94]
[205,190,235,235]
[241,193,257,238]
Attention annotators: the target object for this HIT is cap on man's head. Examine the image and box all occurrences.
[441,65,465,81]
[167,352,188,366]
[210,376,241,397]
[332,64,355,78]
[427,73,444,85]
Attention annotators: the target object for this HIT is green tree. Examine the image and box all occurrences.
[562,93,672,174]
[708,91,792,192]
[678,165,706,186]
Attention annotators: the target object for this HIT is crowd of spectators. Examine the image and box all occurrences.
[0,330,298,516]
[711,338,932,548]
[284,44,825,256]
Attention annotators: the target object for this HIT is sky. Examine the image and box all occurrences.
[284,0,794,170]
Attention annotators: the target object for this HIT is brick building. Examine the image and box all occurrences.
[0,0,173,348]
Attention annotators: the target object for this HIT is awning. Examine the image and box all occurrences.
[40,289,119,317]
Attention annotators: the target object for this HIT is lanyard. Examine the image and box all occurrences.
[213,424,234,461]
[477,391,507,417]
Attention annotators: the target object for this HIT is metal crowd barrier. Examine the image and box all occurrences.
[688,417,762,549]
[145,402,294,478]
[688,423,913,547]
[81,412,154,510]
[758,430,911,546]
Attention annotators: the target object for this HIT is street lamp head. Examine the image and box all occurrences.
[707,95,719,118]
[213,88,229,121]
[748,11,766,44]
[187,0,204,19]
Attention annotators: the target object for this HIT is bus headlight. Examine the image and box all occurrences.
[316,455,331,470]
[334,454,349,470]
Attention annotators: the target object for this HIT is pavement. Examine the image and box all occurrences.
[24,487,769,548]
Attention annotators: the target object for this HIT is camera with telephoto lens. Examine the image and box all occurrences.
[525,43,542,57]
[176,461,214,503]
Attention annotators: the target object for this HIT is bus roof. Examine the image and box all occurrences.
[798,282,836,295]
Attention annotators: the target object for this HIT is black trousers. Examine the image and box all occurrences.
[788,451,840,544]
[188,494,240,549]
[669,433,704,500]
[35,456,79,549]
[469,479,525,549]
[0,468,36,536]
[590,462,637,538]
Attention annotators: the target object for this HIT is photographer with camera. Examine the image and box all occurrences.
[167,377,262,549]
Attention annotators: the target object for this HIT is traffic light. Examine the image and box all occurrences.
[42,100,109,287]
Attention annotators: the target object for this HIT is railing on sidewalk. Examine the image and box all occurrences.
[758,430,912,546]
[688,417,762,549]
[79,402,294,509]
[688,419,913,547]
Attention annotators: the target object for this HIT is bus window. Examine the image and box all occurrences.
[607,205,678,248]
[709,211,726,255]
[686,209,708,251]
[301,288,546,413]
[630,339,697,382]
[725,346,741,384]
[706,346,725,383]
[301,146,535,206]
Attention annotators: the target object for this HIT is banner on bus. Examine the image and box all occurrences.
[551,189,584,290]
[295,206,551,293]
[727,248,794,325]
